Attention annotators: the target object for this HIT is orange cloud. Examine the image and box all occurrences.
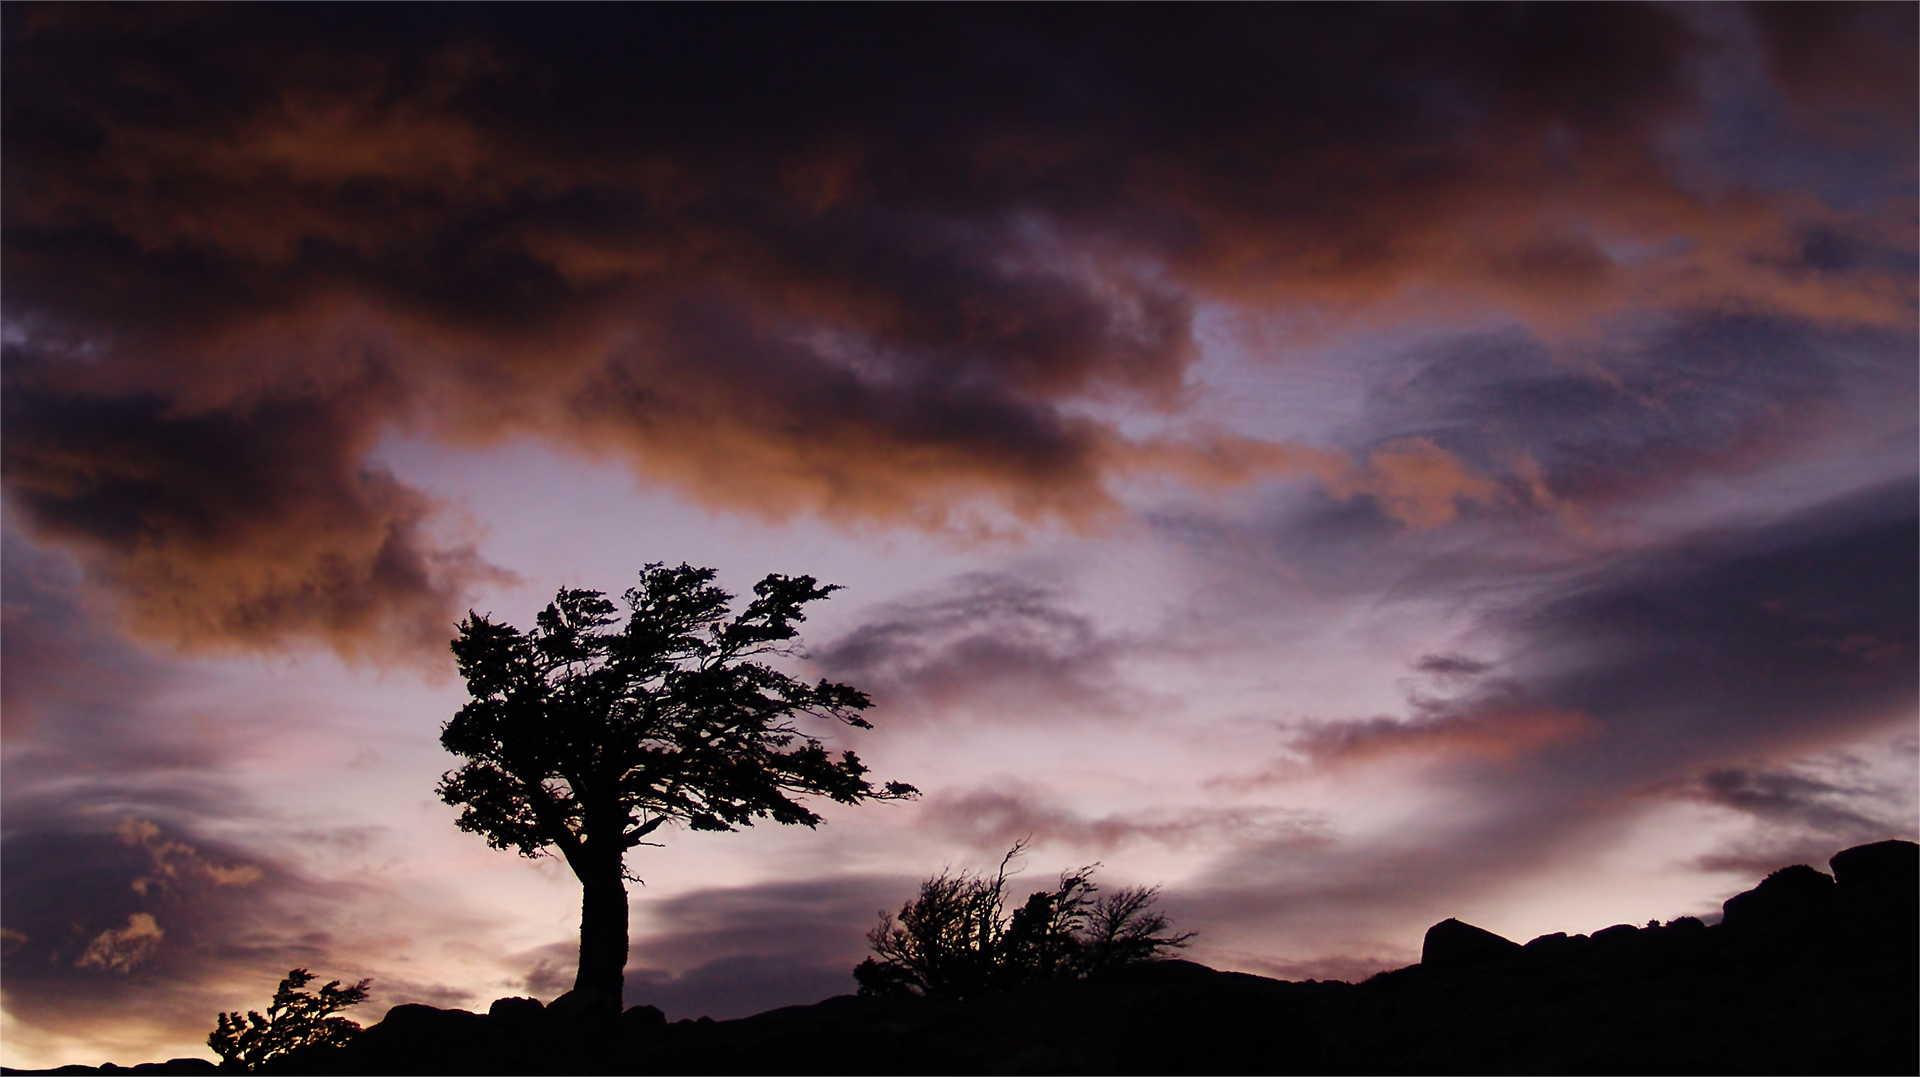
[1226,706,1603,786]
[115,819,264,897]
[74,914,164,974]
[2,5,1908,656]
[1115,433,1501,529]
[1332,438,1501,529]
[2,374,512,662]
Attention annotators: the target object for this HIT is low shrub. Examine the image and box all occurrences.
[855,842,1194,999]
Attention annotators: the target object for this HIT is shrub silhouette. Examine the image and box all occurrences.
[856,842,1194,998]
[208,968,370,1071]
[439,563,916,1012]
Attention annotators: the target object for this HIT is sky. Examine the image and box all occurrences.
[1,2,1915,1067]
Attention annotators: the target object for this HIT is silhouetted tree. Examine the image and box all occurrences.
[208,968,370,1071]
[856,842,1194,998]
[440,563,916,1011]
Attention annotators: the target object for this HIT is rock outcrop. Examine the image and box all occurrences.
[1721,863,1836,931]
[1420,916,1523,969]
[1831,838,1919,913]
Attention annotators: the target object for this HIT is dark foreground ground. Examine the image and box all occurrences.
[11,840,1915,1076]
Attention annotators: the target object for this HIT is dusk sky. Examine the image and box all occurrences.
[2,3,1916,1067]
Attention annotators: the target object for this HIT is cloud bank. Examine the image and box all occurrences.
[5,4,1911,656]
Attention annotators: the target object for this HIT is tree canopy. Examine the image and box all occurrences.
[208,968,371,1072]
[440,563,915,1010]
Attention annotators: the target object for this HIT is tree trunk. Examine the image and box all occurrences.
[569,853,630,1011]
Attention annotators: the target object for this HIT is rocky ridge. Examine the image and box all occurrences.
[9,840,1914,1075]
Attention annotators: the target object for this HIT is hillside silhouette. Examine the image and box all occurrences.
[8,840,1913,1076]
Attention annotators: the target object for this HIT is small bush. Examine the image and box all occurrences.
[208,968,371,1071]
[855,842,1194,999]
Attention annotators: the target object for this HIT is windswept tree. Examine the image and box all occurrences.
[209,969,370,1071]
[440,563,916,1012]
[856,842,1195,999]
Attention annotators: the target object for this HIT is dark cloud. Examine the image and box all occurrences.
[1,529,172,738]
[1747,1,1920,130]
[1201,308,1917,613]
[1354,479,1920,787]
[1185,482,1916,956]
[1692,765,1899,837]
[1508,480,1917,768]
[1412,653,1495,679]
[620,876,912,1020]
[1677,738,1920,877]
[2,371,507,662]
[514,941,576,1002]
[1348,315,1900,515]
[1223,652,1596,783]
[5,5,1908,655]
[628,954,859,1024]
[1175,816,1576,967]
[1,533,227,790]
[917,782,1321,857]
[816,575,1128,721]
[1286,706,1597,772]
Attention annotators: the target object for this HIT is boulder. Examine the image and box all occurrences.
[1829,840,1918,910]
[363,1003,488,1038]
[486,996,544,1028]
[1586,923,1643,957]
[1720,864,1835,931]
[1421,918,1521,969]
[341,1004,498,1075]
[620,1004,667,1030]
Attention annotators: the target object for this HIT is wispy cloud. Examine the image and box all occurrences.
[917,782,1325,856]
[622,876,913,1020]
[817,574,1131,722]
